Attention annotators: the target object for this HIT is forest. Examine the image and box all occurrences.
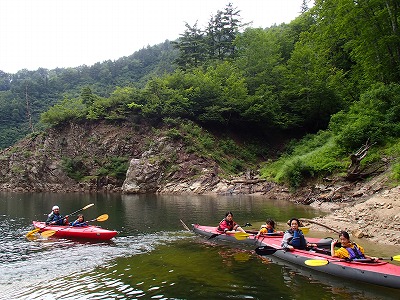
[1,0,400,188]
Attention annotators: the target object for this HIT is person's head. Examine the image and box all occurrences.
[77,214,84,222]
[338,231,351,246]
[225,211,234,220]
[289,218,300,230]
[52,206,60,214]
[266,219,275,229]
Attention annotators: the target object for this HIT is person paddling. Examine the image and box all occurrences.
[217,211,246,234]
[281,218,317,250]
[331,231,378,261]
[70,214,88,227]
[46,205,69,225]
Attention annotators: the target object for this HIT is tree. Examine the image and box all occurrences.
[205,3,243,60]
[172,22,208,70]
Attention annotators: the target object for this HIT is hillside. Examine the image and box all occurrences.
[1,120,399,247]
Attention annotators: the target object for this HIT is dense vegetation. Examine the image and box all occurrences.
[2,1,400,187]
[0,41,177,148]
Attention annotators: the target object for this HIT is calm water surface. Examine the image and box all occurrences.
[0,192,398,299]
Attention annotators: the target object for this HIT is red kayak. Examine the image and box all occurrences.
[33,221,118,241]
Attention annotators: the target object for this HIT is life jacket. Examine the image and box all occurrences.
[260,227,274,234]
[346,243,365,259]
[46,212,64,225]
[70,220,88,227]
[289,230,306,249]
[218,219,235,232]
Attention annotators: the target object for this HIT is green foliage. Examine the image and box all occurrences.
[261,131,347,188]
[176,120,257,174]
[61,157,88,181]
[40,97,87,126]
[330,83,400,150]
[96,157,129,179]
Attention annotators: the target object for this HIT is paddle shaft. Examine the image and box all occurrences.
[299,218,340,234]
[67,203,94,217]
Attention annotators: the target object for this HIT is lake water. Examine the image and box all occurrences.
[0,192,398,299]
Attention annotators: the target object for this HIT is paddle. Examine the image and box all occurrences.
[299,218,340,234]
[25,228,41,237]
[68,203,95,216]
[41,214,109,238]
[255,242,334,256]
[179,219,191,232]
[305,255,400,266]
[300,227,309,234]
[234,232,251,240]
[47,203,95,225]
[255,245,287,255]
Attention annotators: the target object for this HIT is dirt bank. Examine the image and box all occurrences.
[306,185,400,246]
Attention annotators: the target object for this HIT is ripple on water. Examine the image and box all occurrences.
[0,232,186,300]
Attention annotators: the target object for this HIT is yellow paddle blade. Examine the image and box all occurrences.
[26,228,41,237]
[41,230,57,238]
[300,227,309,234]
[392,255,400,261]
[96,214,109,222]
[305,259,329,267]
[234,232,251,240]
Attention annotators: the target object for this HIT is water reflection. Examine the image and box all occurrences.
[0,193,398,299]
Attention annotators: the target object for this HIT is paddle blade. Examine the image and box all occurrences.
[41,230,56,238]
[83,203,95,210]
[96,214,109,222]
[26,228,41,237]
[391,255,400,261]
[234,232,250,240]
[254,246,279,256]
[208,233,221,240]
[300,227,309,234]
[305,259,329,267]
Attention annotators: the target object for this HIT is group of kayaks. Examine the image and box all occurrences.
[192,223,400,289]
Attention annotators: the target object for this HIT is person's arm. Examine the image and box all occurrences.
[281,232,293,250]
[330,239,338,257]
[45,213,54,225]
[358,245,378,261]
[305,235,317,248]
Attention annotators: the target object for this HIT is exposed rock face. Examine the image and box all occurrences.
[0,121,231,194]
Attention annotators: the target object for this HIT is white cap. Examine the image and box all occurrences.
[52,205,59,211]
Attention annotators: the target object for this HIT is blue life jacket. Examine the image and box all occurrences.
[346,244,365,259]
[289,230,306,249]
[70,220,88,227]
[46,212,64,225]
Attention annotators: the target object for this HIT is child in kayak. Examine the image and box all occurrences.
[70,214,88,227]
[281,218,317,250]
[256,219,277,238]
[331,231,378,261]
[217,211,246,234]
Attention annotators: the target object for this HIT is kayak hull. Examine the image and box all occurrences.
[193,224,400,289]
[193,224,283,247]
[33,221,117,241]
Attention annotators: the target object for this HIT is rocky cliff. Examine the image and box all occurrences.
[0,120,272,194]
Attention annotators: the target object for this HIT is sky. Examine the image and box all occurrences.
[0,0,307,74]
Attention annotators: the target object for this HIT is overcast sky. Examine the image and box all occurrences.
[0,0,308,74]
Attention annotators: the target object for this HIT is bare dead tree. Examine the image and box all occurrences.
[346,139,386,181]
